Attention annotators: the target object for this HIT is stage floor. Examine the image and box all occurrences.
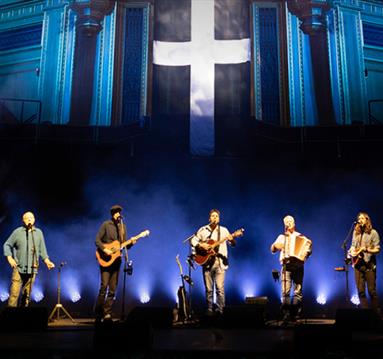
[0,317,382,358]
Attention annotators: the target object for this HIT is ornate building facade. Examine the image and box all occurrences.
[0,0,382,154]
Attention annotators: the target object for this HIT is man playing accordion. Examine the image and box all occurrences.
[271,215,312,323]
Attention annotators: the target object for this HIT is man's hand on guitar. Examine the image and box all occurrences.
[103,248,113,255]
[350,246,366,257]
[199,242,212,251]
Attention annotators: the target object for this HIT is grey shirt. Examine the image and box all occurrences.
[350,228,380,263]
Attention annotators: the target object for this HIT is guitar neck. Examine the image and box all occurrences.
[121,236,140,249]
[212,232,238,248]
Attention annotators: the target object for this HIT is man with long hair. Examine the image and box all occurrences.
[349,212,380,311]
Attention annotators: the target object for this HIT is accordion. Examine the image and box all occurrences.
[284,235,312,263]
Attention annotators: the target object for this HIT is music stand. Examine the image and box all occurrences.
[48,262,75,323]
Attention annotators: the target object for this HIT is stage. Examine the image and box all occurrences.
[0,313,383,358]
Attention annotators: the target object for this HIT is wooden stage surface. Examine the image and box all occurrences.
[0,314,382,358]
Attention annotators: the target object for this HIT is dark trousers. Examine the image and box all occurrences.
[95,259,121,318]
[281,262,304,320]
[354,266,379,311]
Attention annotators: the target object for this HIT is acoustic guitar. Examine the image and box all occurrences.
[349,246,366,268]
[96,230,150,267]
[175,254,190,323]
[194,228,244,266]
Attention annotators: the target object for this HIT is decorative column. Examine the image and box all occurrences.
[287,1,335,125]
[69,0,115,125]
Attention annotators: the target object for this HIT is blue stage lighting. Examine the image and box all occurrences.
[316,294,327,305]
[32,289,44,302]
[350,294,360,306]
[241,280,256,299]
[0,291,9,302]
[140,293,150,304]
[70,292,81,303]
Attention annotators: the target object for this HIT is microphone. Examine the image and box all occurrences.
[27,223,33,229]
[116,215,123,223]
[60,261,67,267]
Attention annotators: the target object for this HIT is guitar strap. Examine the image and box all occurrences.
[207,225,220,245]
[203,225,220,269]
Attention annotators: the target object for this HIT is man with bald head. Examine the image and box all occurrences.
[271,215,312,323]
[3,211,55,307]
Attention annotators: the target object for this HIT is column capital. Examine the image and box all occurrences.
[69,0,115,37]
[287,0,333,35]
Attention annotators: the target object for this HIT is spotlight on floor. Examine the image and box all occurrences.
[70,292,81,303]
[32,290,44,302]
[316,294,327,305]
[140,293,150,304]
[0,291,9,302]
[350,294,360,306]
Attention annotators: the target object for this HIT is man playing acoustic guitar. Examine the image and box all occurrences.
[348,212,380,312]
[192,209,240,316]
[94,205,136,322]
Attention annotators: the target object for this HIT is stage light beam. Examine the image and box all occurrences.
[316,294,327,305]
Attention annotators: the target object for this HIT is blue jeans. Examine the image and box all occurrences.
[203,259,226,313]
[281,266,303,306]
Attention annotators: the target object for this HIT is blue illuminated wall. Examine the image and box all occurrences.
[1,0,383,127]
[327,0,383,125]
[253,5,281,124]
[121,6,149,124]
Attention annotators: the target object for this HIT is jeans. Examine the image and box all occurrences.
[95,259,121,318]
[281,265,304,306]
[280,264,304,320]
[203,259,226,313]
[8,269,36,307]
[354,266,379,310]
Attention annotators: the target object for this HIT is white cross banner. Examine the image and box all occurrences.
[153,0,251,156]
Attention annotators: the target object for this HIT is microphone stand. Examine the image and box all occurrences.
[28,226,38,307]
[120,247,129,321]
[48,261,75,323]
[281,230,289,322]
[119,217,129,321]
[340,222,356,306]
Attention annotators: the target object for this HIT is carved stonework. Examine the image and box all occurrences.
[287,0,333,35]
[69,0,115,37]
